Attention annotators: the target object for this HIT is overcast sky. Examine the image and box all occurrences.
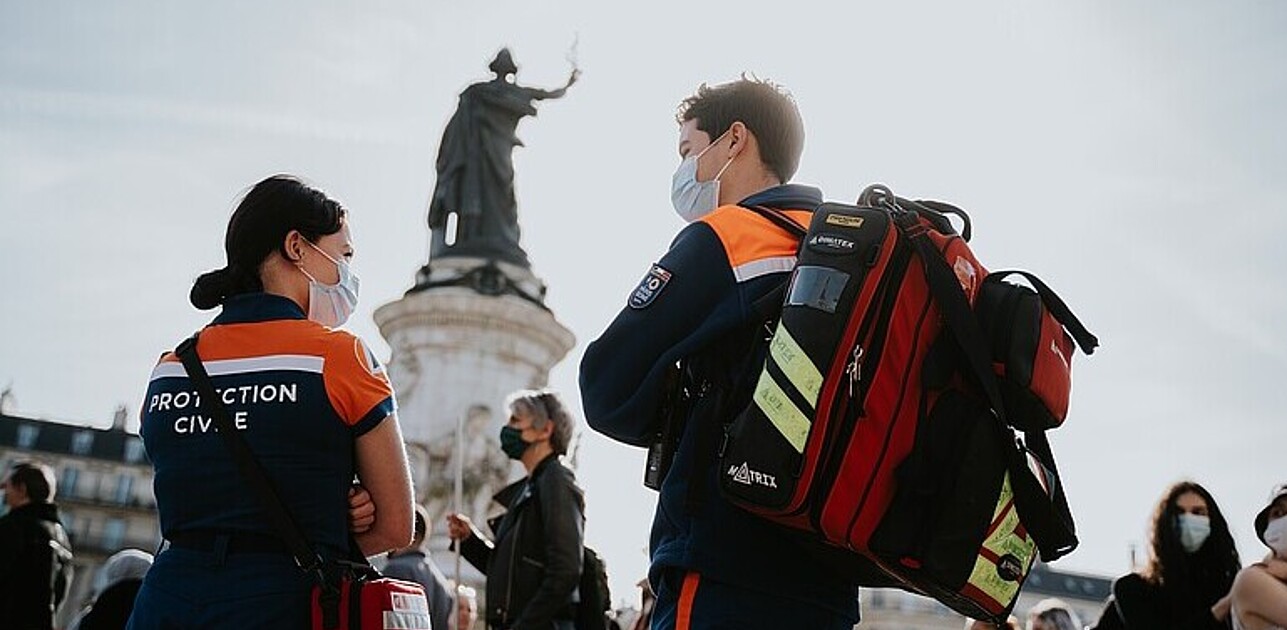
[3,0,1284,609]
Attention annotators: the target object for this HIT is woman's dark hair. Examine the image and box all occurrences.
[190,175,346,310]
[676,75,805,183]
[1142,481,1241,612]
[9,461,56,503]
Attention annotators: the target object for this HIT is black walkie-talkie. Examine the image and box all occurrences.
[644,363,688,490]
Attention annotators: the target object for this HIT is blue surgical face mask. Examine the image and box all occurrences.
[299,241,360,328]
[1176,513,1211,553]
[670,130,735,223]
[1265,516,1287,558]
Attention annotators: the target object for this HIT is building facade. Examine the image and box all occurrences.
[0,409,160,628]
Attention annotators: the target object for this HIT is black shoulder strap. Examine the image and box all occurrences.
[745,204,808,239]
[986,270,1099,354]
[174,335,328,575]
[893,212,1079,561]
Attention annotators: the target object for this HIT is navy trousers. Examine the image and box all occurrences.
[650,569,856,630]
[126,544,313,629]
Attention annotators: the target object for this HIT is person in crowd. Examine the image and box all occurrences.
[456,584,479,630]
[579,76,860,629]
[128,175,414,627]
[1231,483,1287,630]
[1095,481,1241,629]
[0,461,74,630]
[1027,598,1083,630]
[384,504,454,630]
[966,615,1021,629]
[69,548,153,630]
[447,390,585,630]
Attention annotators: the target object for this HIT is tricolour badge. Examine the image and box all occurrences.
[629,264,672,309]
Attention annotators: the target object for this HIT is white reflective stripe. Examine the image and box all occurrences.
[149,355,324,381]
[382,610,431,629]
[732,256,797,282]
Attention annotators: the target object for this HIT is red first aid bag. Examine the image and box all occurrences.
[311,566,431,630]
[718,184,1098,622]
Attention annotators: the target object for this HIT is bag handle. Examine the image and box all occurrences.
[175,335,342,617]
[889,208,1080,561]
[985,270,1099,355]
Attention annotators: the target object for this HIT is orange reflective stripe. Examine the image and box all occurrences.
[675,571,701,630]
[700,206,811,280]
[193,320,332,361]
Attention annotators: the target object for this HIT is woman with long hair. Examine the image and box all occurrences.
[1097,481,1242,628]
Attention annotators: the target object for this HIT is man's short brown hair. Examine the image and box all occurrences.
[677,76,805,183]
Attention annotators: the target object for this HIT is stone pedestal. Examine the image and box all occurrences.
[374,257,575,533]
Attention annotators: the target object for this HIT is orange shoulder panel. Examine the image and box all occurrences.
[320,330,394,427]
[700,205,810,268]
[192,320,331,361]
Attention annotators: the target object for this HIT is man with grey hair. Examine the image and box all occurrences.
[447,390,586,630]
[0,461,74,629]
[1027,598,1083,630]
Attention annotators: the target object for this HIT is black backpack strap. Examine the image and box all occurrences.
[683,204,804,511]
[745,204,808,239]
[174,335,342,624]
[986,270,1099,354]
[891,212,1079,561]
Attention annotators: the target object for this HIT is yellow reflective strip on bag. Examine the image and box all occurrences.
[753,370,811,453]
[965,474,1037,605]
[769,327,824,406]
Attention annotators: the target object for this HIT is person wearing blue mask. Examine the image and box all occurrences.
[1093,481,1241,629]
[129,175,414,628]
[446,390,586,630]
[580,77,861,630]
[1230,483,1287,630]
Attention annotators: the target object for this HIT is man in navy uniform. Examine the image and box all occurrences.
[581,77,860,630]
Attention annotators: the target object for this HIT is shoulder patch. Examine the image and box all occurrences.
[353,338,385,376]
[628,264,672,310]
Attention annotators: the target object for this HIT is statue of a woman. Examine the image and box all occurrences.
[427,49,578,268]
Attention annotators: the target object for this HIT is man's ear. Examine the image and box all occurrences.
[727,121,752,159]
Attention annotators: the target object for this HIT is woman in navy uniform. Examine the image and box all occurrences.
[129,175,414,628]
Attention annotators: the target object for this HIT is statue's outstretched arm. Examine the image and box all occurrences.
[529,68,579,101]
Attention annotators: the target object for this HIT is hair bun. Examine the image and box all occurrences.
[189,267,234,310]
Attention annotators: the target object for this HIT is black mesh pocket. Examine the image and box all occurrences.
[870,390,1005,589]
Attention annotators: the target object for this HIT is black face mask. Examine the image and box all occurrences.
[499,425,529,460]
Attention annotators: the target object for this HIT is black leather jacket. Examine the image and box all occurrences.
[460,454,585,630]
[0,502,73,630]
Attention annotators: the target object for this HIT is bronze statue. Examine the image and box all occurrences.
[427,48,578,268]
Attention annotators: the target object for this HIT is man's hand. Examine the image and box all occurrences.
[348,485,375,534]
[446,513,475,541]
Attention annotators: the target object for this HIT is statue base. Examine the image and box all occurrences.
[374,261,575,544]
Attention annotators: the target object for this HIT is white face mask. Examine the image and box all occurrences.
[1265,516,1287,558]
[299,240,359,328]
[1176,513,1212,553]
[671,130,735,223]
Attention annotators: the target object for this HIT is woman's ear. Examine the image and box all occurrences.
[282,230,304,263]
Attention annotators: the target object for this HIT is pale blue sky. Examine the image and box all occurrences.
[3,0,1284,608]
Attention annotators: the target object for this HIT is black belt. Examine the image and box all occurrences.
[168,530,292,555]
